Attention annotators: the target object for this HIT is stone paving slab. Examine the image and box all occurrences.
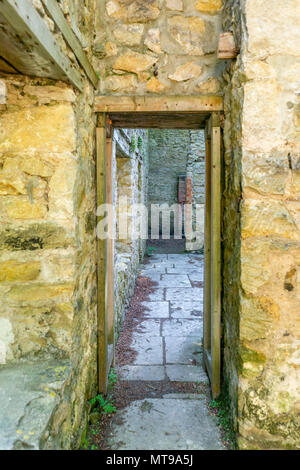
[107,398,224,450]
[119,365,165,381]
[170,301,203,318]
[162,319,202,337]
[159,274,191,287]
[0,361,70,450]
[166,287,203,301]
[147,288,165,301]
[166,365,208,383]
[136,319,161,336]
[166,267,203,274]
[131,336,163,365]
[141,301,169,318]
[188,271,204,282]
[165,336,201,364]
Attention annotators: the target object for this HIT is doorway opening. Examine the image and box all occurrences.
[94,106,222,449]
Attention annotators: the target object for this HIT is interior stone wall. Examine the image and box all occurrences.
[0,0,98,449]
[222,0,300,450]
[94,0,226,96]
[113,129,148,335]
[148,129,205,248]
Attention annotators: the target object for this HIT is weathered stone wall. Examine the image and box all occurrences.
[94,0,225,95]
[186,130,205,250]
[114,129,148,335]
[0,0,98,449]
[222,0,300,450]
[148,129,205,248]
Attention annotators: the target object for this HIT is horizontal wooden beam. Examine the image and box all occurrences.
[95,95,223,113]
[0,0,83,90]
[41,0,98,88]
[109,112,210,129]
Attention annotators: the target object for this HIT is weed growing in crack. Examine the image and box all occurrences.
[209,393,237,449]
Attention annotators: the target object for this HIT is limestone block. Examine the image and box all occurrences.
[197,77,220,94]
[105,41,119,56]
[113,51,158,74]
[0,171,26,196]
[3,155,54,178]
[146,77,167,93]
[167,16,206,55]
[240,295,274,342]
[23,86,76,105]
[144,28,161,54]
[246,0,300,57]
[166,0,183,11]
[6,283,73,305]
[0,197,47,220]
[105,74,137,92]
[243,152,289,195]
[113,24,144,46]
[195,0,222,14]
[242,80,282,152]
[106,0,160,23]
[48,159,77,220]
[241,199,300,241]
[0,260,41,282]
[0,105,76,154]
[168,62,202,81]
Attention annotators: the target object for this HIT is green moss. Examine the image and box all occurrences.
[239,344,267,365]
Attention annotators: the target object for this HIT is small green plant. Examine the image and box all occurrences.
[209,393,236,449]
[108,368,117,386]
[137,136,143,151]
[90,444,98,450]
[130,137,136,153]
[90,394,117,415]
[146,246,157,256]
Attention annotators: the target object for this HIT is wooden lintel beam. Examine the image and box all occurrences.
[95,95,223,113]
[41,0,99,88]
[0,0,83,91]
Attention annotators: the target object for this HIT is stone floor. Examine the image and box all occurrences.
[0,360,70,450]
[108,253,224,450]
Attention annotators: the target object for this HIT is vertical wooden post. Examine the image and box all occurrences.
[210,113,221,399]
[96,113,108,394]
[203,122,212,377]
[203,113,222,399]
[106,132,115,361]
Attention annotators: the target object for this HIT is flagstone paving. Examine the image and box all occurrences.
[109,253,224,450]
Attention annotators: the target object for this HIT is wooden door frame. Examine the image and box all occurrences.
[203,114,222,399]
[96,100,222,396]
[96,113,114,394]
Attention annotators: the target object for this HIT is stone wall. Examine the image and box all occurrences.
[94,0,225,96]
[0,0,98,449]
[148,129,205,248]
[222,0,300,450]
[114,129,148,335]
[186,130,205,250]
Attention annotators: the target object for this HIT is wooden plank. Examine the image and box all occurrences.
[203,122,212,371]
[0,0,83,90]
[41,0,98,88]
[210,114,221,399]
[109,112,209,129]
[96,119,108,394]
[95,95,223,113]
[0,56,18,73]
[106,135,115,349]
